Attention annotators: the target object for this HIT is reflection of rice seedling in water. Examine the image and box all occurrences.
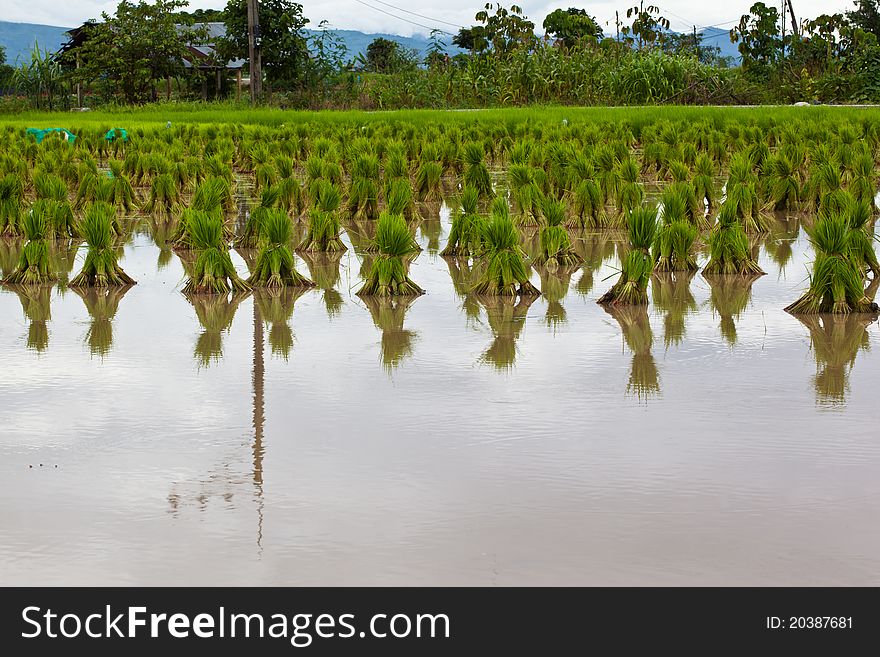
[73,285,133,356]
[357,212,423,296]
[247,209,313,289]
[0,173,24,236]
[472,198,540,297]
[573,230,618,296]
[598,205,657,306]
[186,291,249,367]
[299,180,346,253]
[534,196,581,269]
[301,251,344,318]
[182,211,250,295]
[150,219,174,270]
[362,295,419,373]
[3,208,56,285]
[537,265,577,332]
[703,203,766,276]
[763,215,800,271]
[70,203,136,287]
[651,271,697,348]
[602,304,659,400]
[10,284,53,352]
[444,256,484,325]
[418,216,442,255]
[704,273,760,345]
[785,211,879,315]
[254,287,307,360]
[477,294,536,370]
[795,313,877,405]
[0,239,22,278]
[441,186,485,257]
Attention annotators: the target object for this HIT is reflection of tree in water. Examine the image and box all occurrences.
[603,304,660,400]
[651,271,697,349]
[73,285,134,357]
[185,291,249,367]
[537,264,578,332]
[571,230,619,297]
[477,294,537,370]
[363,295,420,373]
[253,287,307,360]
[301,251,344,319]
[796,313,877,406]
[763,214,801,272]
[9,284,53,353]
[0,240,22,279]
[444,256,484,326]
[49,238,81,290]
[704,273,760,346]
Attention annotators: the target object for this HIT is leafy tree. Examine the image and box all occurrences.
[13,43,65,109]
[730,2,782,72]
[847,0,880,39]
[360,37,417,73]
[220,0,310,88]
[474,3,536,55]
[623,4,670,49]
[543,8,603,48]
[0,45,14,91]
[425,29,449,69]
[452,26,489,53]
[64,1,198,104]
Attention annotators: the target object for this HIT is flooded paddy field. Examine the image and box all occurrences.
[1,210,878,586]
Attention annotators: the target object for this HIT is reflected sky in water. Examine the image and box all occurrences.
[1,209,879,586]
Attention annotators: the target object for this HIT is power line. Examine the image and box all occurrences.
[365,0,465,30]
[350,0,456,36]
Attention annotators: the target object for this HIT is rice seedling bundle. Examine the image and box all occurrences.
[415,160,442,203]
[785,212,879,314]
[441,186,485,257]
[764,153,801,211]
[247,209,313,289]
[299,180,346,253]
[357,211,423,296]
[613,158,644,226]
[385,178,415,220]
[69,203,134,287]
[848,153,877,209]
[182,211,250,295]
[534,196,581,269]
[703,202,765,276]
[471,198,540,297]
[462,142,493,199]
[0,174,25,236]
[597,205,658,306]
[2,206,55,285]
[235,187,280,249]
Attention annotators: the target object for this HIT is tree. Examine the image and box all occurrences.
[13,43,65,109]
[452,26,489,53]
[730,2,782,73]
[366,38,399,73]
[848,0,880,39]
[220,0,310,88]
[0,46,14,91]
[425,29,449,69]
[622,4,670,50]
[542,8,603,48]
[474,3,536,55]
[66,0,201,104]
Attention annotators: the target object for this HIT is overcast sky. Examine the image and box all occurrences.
[3,1,856,36]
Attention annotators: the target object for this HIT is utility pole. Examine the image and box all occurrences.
[780,0,786,64]
[786,0,799,40]
[247,0,262,102]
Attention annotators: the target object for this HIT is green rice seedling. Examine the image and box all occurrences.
[692,153,716,210]
[347,176,379,221]
[298,180,346,253]
[785,212,879,314]
[105,160,137,212]
[3,206,55,284]
[651,271,698,348]
[703,203,766,276]
[597,204,658,306]
[69,203,135,287]
[477,294,537,370]
[235,187,279,249]
[276,176,305,216]
[441,186,485,257]
[763,153,801,212]
[462,142,493,199]
[653,220,698,273]
[805,162,842,212]
[73,285,132,357]
[33,173,77,238]
[602,304,659,399]
[571,178,603,228]
[0,174,24,236]
[193,176,234,214]
[255,162,277,192]
[724,153,771,233]
[182,211,250,295]
[362,295,420,373]
[612,158,643,227]
[840,195,880,277]
[667,160,690,183]
[142,172,180,219]
[415,160,442,203]
[534,196,581,269]
[848,153,877,209]
[357,212,423,296]
[471,198,540,297]
[247,208,313,288]
[508,164,542,224]
[705,273,760,345]
[385,178,415,220]
[204,155,233,184]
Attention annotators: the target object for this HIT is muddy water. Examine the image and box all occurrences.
[1,210,879,586]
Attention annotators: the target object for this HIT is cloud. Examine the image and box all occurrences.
[2,0,854,36]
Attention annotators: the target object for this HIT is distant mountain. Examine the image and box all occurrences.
[0,19,736,68]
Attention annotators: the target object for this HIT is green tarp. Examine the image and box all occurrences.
[105,128,128,142]
[26,128,77,143]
